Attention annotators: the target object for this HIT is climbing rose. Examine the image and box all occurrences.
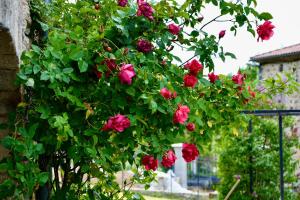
[173,104,190,124]
[137,39,153,53]
[184,59,203,75]
[257,21,275,41]
[160,88,172,99]
[118,64,136,85]
[232,71,245,86]
[102,114,131,132]
[182,143,199,162]
[142,155,158,171]
[168,23,181,35]
[219,30,226,39]
[186,123,195,131]
[137,0,154,20]
[118,0,128,7]
[248,86,256,98]
[208,72,219,83]
[103,59,117,71]
[184,74,198,88]
[172,91,177,99]
[161,150,177,168]
[94,67,102,79]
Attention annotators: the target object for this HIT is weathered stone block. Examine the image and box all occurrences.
[0,54,18,70]
[0,69,18,91]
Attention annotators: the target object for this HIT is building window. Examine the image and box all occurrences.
[279,64,283,72]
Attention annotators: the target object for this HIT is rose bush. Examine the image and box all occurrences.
[0,0,286,199]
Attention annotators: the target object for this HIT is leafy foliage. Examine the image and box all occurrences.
[0,0,293,199]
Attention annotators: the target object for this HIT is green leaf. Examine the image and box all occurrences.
[33,65,41,74]
[69,47,84,61]
[78,60,88,72]
[40,71,50,81]
[225,52,237,59]
[259,12,273,20]
[36,105,50,119]
[38,172,49,185]
[63,68,74,74]
[25,78,35,87]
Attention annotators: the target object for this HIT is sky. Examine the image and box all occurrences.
[174,0,300,75]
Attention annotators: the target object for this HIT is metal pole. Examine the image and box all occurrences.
[279,114,284,200]
[248,119,253,195]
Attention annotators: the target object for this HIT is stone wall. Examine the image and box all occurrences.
[260,60,300,109]
[0,0,30,159]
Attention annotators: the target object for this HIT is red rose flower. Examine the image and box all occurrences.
[102,114,131,132]
[257,21,275,42]
[137,39,153,53]
[168,23,181,35]
[173,104,190,124]
[118,64,136,85]
[219,30,226,39]
[103,59,117,71]
[137,0,154,21]
[184,59,203,75]
[232,71,245,86]
[182,143,199,162]
[172,91,177,99]
[186,123,195,131]
[184,74,198,88]
[160,88,172,99]
[142,155,158,171]
[94,69,102,79]
[118,0,128,7]
[161,150,177,168]
[248,86,256,98]
[208,72,219,83]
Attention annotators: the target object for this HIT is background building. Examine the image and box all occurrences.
[251,43,300,133]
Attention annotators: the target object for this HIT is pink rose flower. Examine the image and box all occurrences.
[184,74,198,88]
[102,114,131,132]
[257,21,275,42]
[137,39,153,53]
[208,72,219,83]
[160,88,172,99]
[142,155,158,171]
[137,0,154,21]
[168,23,181,35]
[186,123,195,131]
[232,71,245,86]
[173,104,190,124]
[219,30,226,39]
[161,150,177,168]
[118,64,136,85]
[118,0,128,7]
[182,143,199,162]
[184,59,203,76]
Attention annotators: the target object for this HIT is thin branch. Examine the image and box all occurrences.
[200,15,222,30]
[173,41,189,50]
[179,54,197,67]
